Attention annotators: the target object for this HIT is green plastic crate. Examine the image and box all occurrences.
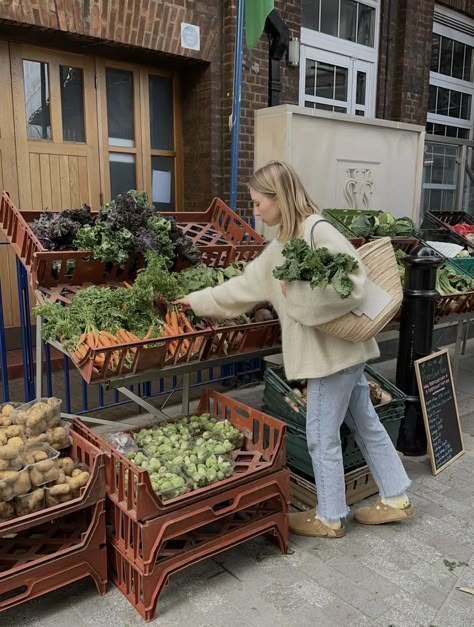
[263,366,405,430]
[263,366,405,476]
[446,257,474,279]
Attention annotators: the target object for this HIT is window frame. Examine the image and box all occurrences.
[300,0,379,118]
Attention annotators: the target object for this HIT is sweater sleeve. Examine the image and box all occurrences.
[187,243,273,319]
[284,219,366,327]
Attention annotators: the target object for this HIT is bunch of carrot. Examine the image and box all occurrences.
[74,328,144,372]
[161,309,204,359]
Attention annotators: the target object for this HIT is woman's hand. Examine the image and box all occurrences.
[173,296,192,309]
[280,281,288,297]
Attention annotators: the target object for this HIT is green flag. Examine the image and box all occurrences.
[245,0,274,50]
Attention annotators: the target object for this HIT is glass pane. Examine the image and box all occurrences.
[60,66,85,143]
[316,62,334,99]
[357,4,375,47]
[448,89,461,118]
[436,87,449,116]
[428,85,437,113]
[106,68,134,147]
[315,103,332,111]
[149,75,174,151]
[340,0,357,42]
[464,46,473,82]
[302,0,320,30]
[304,101,317,109]
[109,153,136,199]
[356,71,366,106]
[151,156,175,211]
[23,60,51,140]
[439,37,453,76]
[426,122,434,134]
[458,128,470,140]
[452,41,465,80]
[431,33,440,73]
[433,123,447,136]
[355,109,365,116]
[305,59,316,96]
[461,93,472,120]
[446,125,458,138]
[320,0,338,37]
[334,106,347,113]
[430,189,442,210]
[335,66,348,101]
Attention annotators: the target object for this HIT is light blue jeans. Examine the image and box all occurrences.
[306,363,411,520]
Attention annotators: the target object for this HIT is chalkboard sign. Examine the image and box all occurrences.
[415,350,464,475]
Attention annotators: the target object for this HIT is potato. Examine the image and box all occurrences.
[15,488,44,516]
[13,410,28,425]
[0,432,7,447]
[0,444,21,461]
[7,437,24,450]
[0,469,30,500]
[0,499,14,521]
[1,404,15,417]
[0,470,17,480]
[14,470,31,495]
[67,471,90,491]
[32,451,48,462]
[0,459,11,470]
[55,470,66,485]
[46,426,69,450]
[58,457,75,476]
[5,425,24,439]
[49,483,71,496]
[26,433,48,446]
[0,416,12,427]
[36,460,54,473]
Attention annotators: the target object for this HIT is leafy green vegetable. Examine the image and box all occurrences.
[350,214,378,238]
[273,238,359,299]
[393,217,416,237]
[73,222,135,264]
[31,205,95,251]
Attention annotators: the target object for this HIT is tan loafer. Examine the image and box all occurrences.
[289,510,345,538]
[354,498,415,525]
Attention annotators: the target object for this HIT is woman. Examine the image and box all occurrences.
[175,161,414,538]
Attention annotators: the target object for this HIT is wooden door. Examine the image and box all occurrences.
[0,41,20,328]
[10,44,101,210]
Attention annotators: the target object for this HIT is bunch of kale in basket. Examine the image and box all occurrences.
[273,238,359,299]
[31,190,200,268]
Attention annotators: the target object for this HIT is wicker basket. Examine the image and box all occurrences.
[318,237,402,343]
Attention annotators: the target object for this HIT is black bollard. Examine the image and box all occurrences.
[396,245,442,456]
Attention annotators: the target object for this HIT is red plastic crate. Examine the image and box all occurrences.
[108,507,288,621]
[0,500,107,613]
[205,319,281,359]
[72,389,287,522]
[35,283,213,385]
[0,428,105,537]
[0,191,143,288]
[107,468,289,575]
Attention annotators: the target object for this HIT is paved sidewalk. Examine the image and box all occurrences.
[2,348,474,627]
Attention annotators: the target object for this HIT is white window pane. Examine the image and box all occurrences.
[302,0,320,30]
[320,0,338,37]
[24,60,51,140]
[340,0,357,42]
[357,3,375,47]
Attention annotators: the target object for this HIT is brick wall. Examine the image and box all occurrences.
[377,0,435,126]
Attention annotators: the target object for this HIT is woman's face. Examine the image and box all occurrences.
[250,188,281,227]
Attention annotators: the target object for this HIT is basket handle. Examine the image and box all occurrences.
[309,219,333,250]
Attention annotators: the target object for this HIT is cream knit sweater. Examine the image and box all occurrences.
[188,214,380,380]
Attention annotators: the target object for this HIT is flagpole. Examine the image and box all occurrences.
[229,0,245,211]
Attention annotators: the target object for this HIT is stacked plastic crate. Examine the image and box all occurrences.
[72,390,289,622]
[0,429,107,614]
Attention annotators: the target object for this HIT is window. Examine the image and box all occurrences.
[60,66,85,142]
[302,0,376,47]
[424,7,474,214]
[23,60,51,140]
[300,1,378,117]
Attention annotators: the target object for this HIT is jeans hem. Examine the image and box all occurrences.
[317,506,351,520]
[378,479,412,499]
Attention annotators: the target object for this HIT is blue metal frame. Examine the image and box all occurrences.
[16,259,35,401]
[229,0,245,211]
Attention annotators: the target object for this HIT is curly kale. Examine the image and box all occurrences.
[167,218,201,265]
[134,215,175,267]
[73,223,135,264]
[273,237,359,299]
[31,205,95,250]
[99,190,154,232]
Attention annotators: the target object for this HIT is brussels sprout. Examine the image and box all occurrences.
[127,451,137,460]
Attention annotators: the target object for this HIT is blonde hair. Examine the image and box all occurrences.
[248,161,320,242]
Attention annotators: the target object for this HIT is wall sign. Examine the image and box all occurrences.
[181,23,200,51]
[415,349,464,475]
